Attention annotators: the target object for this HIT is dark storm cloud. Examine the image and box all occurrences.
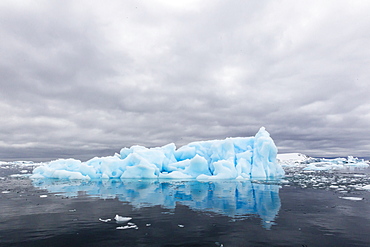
[0,0,370,161]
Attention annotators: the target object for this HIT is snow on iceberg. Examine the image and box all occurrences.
[31,127,284,180]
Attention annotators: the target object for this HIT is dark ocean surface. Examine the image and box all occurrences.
[1,164,370,247]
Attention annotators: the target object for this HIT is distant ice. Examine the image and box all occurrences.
[362,185,370,190]
[339,196,364,201]
[278,153,369,171]
[10,174,28,178]
[277,153,309,164]
[31,127,284,180]
[280,153,370,194]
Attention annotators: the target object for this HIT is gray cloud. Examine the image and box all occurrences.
[1,0,370,161]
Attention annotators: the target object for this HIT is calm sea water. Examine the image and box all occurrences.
[1,165,370,246]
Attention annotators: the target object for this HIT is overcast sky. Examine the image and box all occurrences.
[1,0,369,161]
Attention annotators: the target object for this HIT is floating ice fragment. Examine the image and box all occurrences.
[99,218,111,222]
[10,174,26,178]
[339,196,364,201]
[116,224,138,230]
[146,224,151,227]
[178,224,184,228]
[353,174,367,178]
[362,185,370,190]
[114,214,132,223]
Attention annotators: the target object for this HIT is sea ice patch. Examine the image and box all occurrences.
[116,224,138,230]
[361,185,370,190]
[339,196,364,201]
[99,218,111,223]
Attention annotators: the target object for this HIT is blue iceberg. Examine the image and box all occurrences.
[31,127,284,180]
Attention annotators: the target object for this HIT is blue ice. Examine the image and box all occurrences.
[32,179,281,229]
[31,127,284,180]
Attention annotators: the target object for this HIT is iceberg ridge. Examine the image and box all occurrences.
[31,127,284,180]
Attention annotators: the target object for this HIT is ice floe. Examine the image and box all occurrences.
[99,218,111,223]
[278,154,369,171]
[116,224,138,230]
[339,196,364,201]
[362,185,370,190]
[114,214,132,223]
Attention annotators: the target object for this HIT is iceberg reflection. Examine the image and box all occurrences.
[32,179,281,229]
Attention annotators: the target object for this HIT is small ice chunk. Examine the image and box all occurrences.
[178,224,184,228]
[339,196,364,201]
[40,195,48,198]
[146,224,151,227]
[116,226,126,230]
[116,225,138,230]
[362,185,370,190]
[114,214,132,223]
[353,174,366,178]
[99,218,111,222]
[10,174,25,178]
